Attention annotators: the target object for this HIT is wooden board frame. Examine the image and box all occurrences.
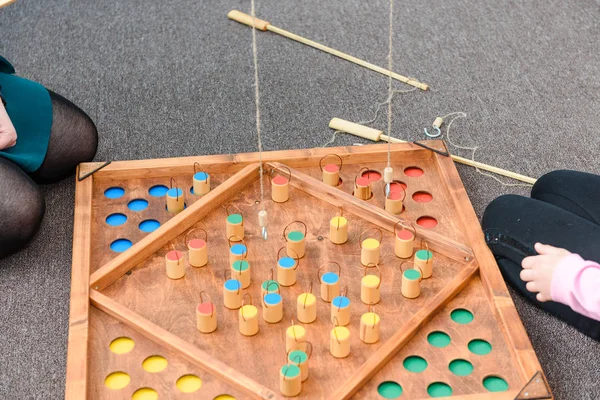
[66,142,550,399]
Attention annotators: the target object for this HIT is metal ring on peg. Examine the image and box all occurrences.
[225,204,244,225]
[424,126,442,138]
[278,246,300,270]
[270,165,292,183]
[394,220,416,238]
[319,153,343,172]
[240,293,253,322]
[283,221,308,241]
[414,265,424,282]
[198,291,214,317]
[317,261,342,283]
[169,177,179,201]
[193,162,208,182]
[184,227,208,245]
[303,282,313,309]
[287,340,314,361]
[354,166,371,189]
[364,263,382,289]
[385,181,407,201]
[223,269,241,294]
[227,235,248,259]
[359,227,383,249]
[337,286,349,312]
[332,316,342,344]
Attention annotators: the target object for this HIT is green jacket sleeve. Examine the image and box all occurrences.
[0,56,16,74]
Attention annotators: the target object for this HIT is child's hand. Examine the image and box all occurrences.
[521,243,571,302]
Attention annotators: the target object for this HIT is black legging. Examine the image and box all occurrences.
[0,90,97,258]
[482,170,600,341]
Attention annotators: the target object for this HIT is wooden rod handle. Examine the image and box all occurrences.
[228,10,270,31]
[329,118,386,142]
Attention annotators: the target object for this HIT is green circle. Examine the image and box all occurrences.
[262,280,279,292]
[450,308,474,324]
[402,356,427,373]
[427,382,452,397]
[468,339,492,355]
[448,359,473,376]
[415,249,432,261]
[287,231,304,242]
[280,364,300,378]
[483,376,509,392]
[377,381,403,398]
[404,269,420,280]
[427,331,451,348]
[288,350,308,364]
[232,260,249,272]
[227,214,243,224]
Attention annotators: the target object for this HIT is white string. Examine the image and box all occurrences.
[250,0,265,206]
[441,112,532,187]
[386,0,394,168]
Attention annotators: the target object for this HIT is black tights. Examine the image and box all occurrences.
[482,170,600,341]
[0,90,97,258]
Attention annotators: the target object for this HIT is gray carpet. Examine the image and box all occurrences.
[1,0,599,398]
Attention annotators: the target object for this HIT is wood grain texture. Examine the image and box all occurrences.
[65,172,93,400]
[88,306,245,399]
[91,291,276,399]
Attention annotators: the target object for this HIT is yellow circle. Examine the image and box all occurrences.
[362,275,380,288]
[239,305,257,319]
[330,326,350,341]
[362,238,380,249]
[286,325,306,340]
[297,293,316,307]
[214,396,236,400]
[330,217,347,228]
[176,374,202,393]
[361,312,381,325]
[132,387,158,400]
[142,355,168,373]
[104,371,130,390]
[109,337,135,354]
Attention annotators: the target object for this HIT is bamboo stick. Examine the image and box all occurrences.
[329,118,537,185]
[227,10,429,91]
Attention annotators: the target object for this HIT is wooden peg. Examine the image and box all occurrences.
[231,260,251,289]
[193,163,211,196]
[225,207,244,241]
[261,277,280,297]
[284,221,307,258]
[239,294,259,336]
[354,175,372,200]
[401,267,422,299]
[228,236,248,266]
[331,288,351,326]
[320,154,342,186]
[277,247,299,287]
[262,293,283,324]
[165,249,185,280]
[223,278,242,310]
[360,228,382,266]
[361,264,381,305]
[385,181,405,215]
[271,166,291,203]
[360,310,380,344]
[329,325,351,358]
[279,364,302,397]
[414,248,433,278]
[318,262,341,302]
[196,292,217,333]
[394,221,415,259]
[288,347,310,382]
[186,228,208,267]
[166,178,185,213]
[285,323,307,353]
[297,291,317,324]
[329,208,348,244]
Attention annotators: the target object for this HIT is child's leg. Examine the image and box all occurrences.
[532,170,600,225]
[482,194,600,340]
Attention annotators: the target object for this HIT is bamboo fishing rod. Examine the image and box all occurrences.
[329,118,537,185]
[228,10,429,91]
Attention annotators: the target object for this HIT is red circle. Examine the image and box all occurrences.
[324,164,340,173]
[188,239,206,249]
[272,175,288,185]
[356,177,370,187]
[404,167,424,177]
[397,229,414,240]
[390,181,407,191]
[197,302,215,315]
[388,190,404,200]
[361,170,382,183]
[417,216,438,229]
[412,191,433,203]
[166,250,183,261]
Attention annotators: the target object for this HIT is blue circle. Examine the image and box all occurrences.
[110,238,132,253]
[167,188,183,198]
[104,187,125,199]
[332,296,350,308]
[224,279,241,291]
[322,272,339,284]
[105,213,127,226]
[278,257,296,269]
[231,244,247,255]
[148,185,168,197]
[127,199,149,212]
[264,293,282,305]
[194,172,209,181]
[139,219,160,232]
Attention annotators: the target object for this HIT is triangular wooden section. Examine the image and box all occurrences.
[515,371,552,400]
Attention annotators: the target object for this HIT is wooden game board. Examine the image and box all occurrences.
[66,142,552,399]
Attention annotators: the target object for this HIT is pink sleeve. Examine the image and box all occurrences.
[551,254,600,322]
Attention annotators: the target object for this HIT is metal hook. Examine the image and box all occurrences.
[424,126,442,138]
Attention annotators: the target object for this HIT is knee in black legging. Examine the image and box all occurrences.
[482,194,528,231]
[531,170,571,198]
[0,159,45,258]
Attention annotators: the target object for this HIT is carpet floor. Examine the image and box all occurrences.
[1,0,599,398]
